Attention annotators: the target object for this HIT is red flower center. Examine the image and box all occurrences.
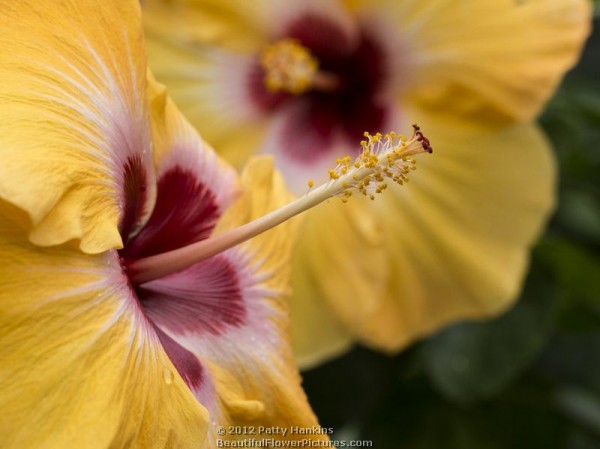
[118,158,245,392]
[249,13,391,165]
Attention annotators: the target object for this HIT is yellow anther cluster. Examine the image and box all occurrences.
[260,39,318,94]
[324,125,432,203]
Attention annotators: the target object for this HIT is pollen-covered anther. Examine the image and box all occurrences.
[324,125,433,203]
[260,38,341,94]
[260,39,318,94]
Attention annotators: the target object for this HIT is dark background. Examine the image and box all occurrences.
[303,13,600,449]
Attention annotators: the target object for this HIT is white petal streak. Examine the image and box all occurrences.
[183,49,263,123]
[157,107,240,214]
[157,245,288,393]
[14,28,155,226]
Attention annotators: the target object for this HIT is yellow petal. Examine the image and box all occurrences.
[145,157,327,442]
[290,197,388,368]
[145,35,268,168]
[0,201,208,449]
[290,252,354,369]
[144,0,354,51]
[346,0,592,124]
[0,0,157,254]
[143,0,271,52]
[357,111,556,351]
[213,157,325,437]
[146,72,240,210]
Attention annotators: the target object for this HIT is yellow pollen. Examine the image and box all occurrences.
[307,179,314,188]
[260,39,318,94]
[320,124,433,203]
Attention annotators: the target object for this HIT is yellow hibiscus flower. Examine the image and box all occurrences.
[143,0,592,367]
[0,1,349,446]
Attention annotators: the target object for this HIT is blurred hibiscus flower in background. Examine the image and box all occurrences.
[143,0,592,367]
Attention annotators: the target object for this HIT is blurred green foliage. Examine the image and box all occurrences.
[303,18,600,449]
[423,267,558,404]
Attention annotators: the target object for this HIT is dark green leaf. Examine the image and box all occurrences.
[422,267,557,403]
[537,239,600,308]
[556,386,600,436]
[556,191,600,244]
[363,376,567,449]
[538,333,600,395]
[567,429,600,449]
[537,334,600,436]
